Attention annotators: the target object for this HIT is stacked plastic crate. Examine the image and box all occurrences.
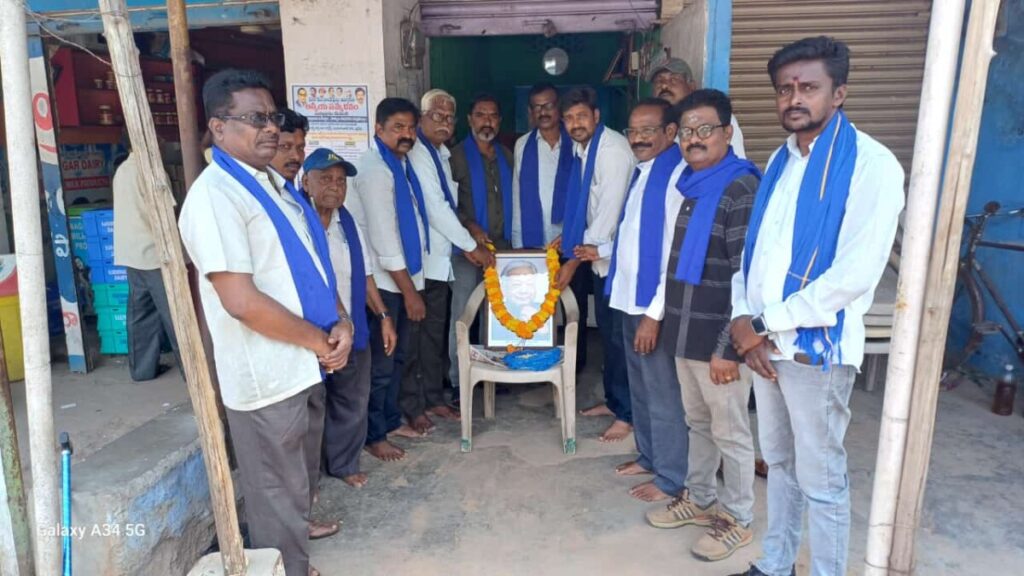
[82,209,129,354]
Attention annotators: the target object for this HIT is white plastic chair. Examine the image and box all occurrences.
[455,283,579,454]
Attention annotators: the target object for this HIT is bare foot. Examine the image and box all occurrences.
[308,519,340,540]
[391,423,426,439]
[343,472,368,488]
[629,480,671,502]
[410,414,436,435]
[364,440,405,462]
[615,460,652,476]
[580,403,614,417]
[310,567,320,576]
[427,404,461,421]
[598,420,632,442]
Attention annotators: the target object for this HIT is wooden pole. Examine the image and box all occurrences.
[167,0,203,188]
[97,2,247,574]
[889,0,1002,573]
[862,0,966,573]
[0,328,32,576]
[0,1,62,573]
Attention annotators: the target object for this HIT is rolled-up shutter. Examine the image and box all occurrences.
[729,0,931,171]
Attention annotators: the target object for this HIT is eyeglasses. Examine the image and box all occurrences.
[623,125,667,139]
[216,112,285,129]
[653,73,689,87]
[425,110,457,125]
[529,101,557,113]
[679,124,725,140]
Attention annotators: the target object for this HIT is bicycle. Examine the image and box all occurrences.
[943,201,1024,381]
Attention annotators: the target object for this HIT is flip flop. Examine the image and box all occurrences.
[309,520,340,540]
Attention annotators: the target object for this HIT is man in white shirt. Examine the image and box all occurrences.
[557,86,636,443]
[728,37,904,576]
[179,69,352,576]
[649,57,747,158]
[406,89,491,429]
[583,98,688,502]
[352,97,432,461]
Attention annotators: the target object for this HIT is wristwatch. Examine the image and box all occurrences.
[751,314,771,336]
[378,310,391,321]
[338,313,353,327]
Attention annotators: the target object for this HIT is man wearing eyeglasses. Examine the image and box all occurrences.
[405,89,491,433]
[649,57,747,158]
[179,69,352,576]
[269,107,308,186]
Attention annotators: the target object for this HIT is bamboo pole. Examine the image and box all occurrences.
[0,328,32,576]
[97,2,247,574]
[167,0,203,188]
[0,1,62,573]
[889,1,1002,573]
[862,1,966,573]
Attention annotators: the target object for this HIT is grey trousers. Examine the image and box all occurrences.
[402,279,450,418]
[225,383,325,576]
[448,256,482,390]
[126,267,179,381]
[622,313,689,495]
[323,348,371,478]
[676,358,756,526]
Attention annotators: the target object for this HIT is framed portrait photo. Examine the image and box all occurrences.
[485,251,556,349]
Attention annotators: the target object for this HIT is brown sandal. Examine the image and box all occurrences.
[308,520,340,540]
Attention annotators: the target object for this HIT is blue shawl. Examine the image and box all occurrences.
[212,146,338,333]
[374,136,431,275]
[337,208,369,351]
[462,134,513,243]
[519,125,574,248]
[415,128,457,210]
[675,147,760,284]
[562,124,606,254]
[605,144,683,305]
[743,110,857,366]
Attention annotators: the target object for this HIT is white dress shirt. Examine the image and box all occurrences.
[677,114,747,159]
[574,127,636,277]
[324,208,373,314]
[609,157,686,320]
[351,145,428,293]
[179,158,328,411]
[511,130,566,248]
[731,127,905,369]
[113,153,175,270]
[406,139,477,282]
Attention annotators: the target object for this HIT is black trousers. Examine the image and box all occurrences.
[400,280,449,419]
[126,267,179,380]
[322,348,371,478]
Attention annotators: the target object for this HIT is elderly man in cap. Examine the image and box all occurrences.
[649,57,747,158]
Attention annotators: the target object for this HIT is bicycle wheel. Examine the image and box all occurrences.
[943,265,985,372]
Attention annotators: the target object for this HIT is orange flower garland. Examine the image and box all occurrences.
[483,243,561,344]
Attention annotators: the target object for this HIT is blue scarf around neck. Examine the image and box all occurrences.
[374,136,431,275]
[519,124,574,248]
[562,123,605,255]
[212,146,338,333]
[675,147,760,285]
[605,144,682,305]
[743,110,858,366]
[463,133,513,243]
[415,128,457,210]
[337,207,369,351]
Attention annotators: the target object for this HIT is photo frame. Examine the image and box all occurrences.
[485,250,556,349]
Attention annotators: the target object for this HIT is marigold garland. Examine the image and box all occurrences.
[483,243,561,344]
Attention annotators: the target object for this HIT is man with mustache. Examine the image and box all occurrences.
[179,69,351,576]
[406,89,492,434]
[448,94,514,392]
[352,97,433,462]
[728,37,904,576]
[558,86,635,444]
[269,107,307,185]
[649,57,747,158]
[650,89,760,563]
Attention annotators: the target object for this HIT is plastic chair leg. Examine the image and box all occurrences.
[552,384,562,419]
[460,378,475,453]
[483,381,496,420]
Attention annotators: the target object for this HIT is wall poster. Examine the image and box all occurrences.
[291,84,370,161]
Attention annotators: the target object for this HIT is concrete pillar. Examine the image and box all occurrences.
[383,0,427,101]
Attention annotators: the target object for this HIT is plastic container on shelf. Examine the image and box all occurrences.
[96,306,127,332]
[92,283,130,308]
[0,255,17,298]
[99,329,128,355]
[0,295,25,381]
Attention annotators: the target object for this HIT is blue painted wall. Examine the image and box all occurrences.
[948,1,1024,376]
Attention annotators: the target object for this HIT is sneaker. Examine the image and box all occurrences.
[645,489,716,529]
[692,510,753,562]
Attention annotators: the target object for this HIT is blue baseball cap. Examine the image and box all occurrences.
[302,148,358,177]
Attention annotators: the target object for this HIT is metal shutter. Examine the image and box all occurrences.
[730,0,932,171]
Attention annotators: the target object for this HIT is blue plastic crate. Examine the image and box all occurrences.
[99,329,128,355]
[83,209,114,238]
[93,283,130,307]
[71,237,89,260]
[88,262,127,284]
[97,306,127,332]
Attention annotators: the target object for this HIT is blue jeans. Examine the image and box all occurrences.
[753,360,856,576]
[366,290,408,444]
[592,273,631,424]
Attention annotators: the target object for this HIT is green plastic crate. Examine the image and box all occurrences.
[96,306,127,332]
[92,283,130,307]
[99,329,128,355]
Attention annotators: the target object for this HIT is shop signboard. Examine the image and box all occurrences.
[59,143,125,202]
[291,84,370,162]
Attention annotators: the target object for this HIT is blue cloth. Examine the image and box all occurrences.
[519,125,574,247]
[374,136,431,275]
[605,145,683,307]
[562,124,605,254]
[743,111,858,366]
[211,146,338,333]
[462,134,513,243]
[675,147,761,285]
[415,129,457,210]
[338,208,369,351]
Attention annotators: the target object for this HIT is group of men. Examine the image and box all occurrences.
[168,34,903,576]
